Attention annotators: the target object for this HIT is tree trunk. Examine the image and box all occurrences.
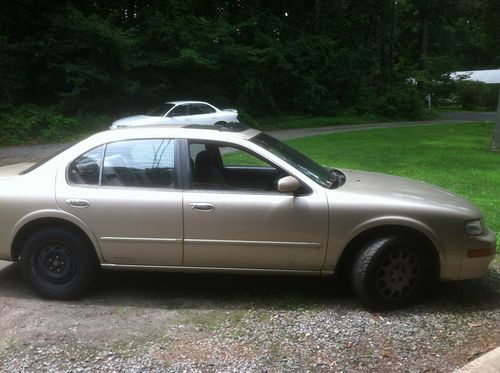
[388,0,396,84]
[419,9,429,70]
[492,87,500,151]
[314,0,322,32]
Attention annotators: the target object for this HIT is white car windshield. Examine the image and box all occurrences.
[147,103,175,116]
[251,133,337,188]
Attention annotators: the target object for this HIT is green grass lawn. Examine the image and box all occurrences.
[286,122,500,249]
[252,114,386,131]
[250,110,440,132]
[436,105,494,113]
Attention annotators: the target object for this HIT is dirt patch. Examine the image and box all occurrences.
[0,259,499,372]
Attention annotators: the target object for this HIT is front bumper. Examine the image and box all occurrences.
[456,227,496,280]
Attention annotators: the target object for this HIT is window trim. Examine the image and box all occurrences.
[181,138,311,195]
[190,103,216,115]
[66,138,180,190]
[66,144,105,187]
[167,104,189,117]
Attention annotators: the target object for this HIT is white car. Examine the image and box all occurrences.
[110,101,238,129]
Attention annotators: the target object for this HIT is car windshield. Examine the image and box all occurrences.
[251,133,337,188]
[147,103,175,116]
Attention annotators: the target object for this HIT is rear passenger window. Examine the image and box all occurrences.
[102,139,175,188]
[190,104,215,114]
[68,146,104,185]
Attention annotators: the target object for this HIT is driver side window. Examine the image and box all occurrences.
[189,141,286,192]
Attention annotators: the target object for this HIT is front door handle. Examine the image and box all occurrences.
[189,202,215,212]
[66,199,90,208]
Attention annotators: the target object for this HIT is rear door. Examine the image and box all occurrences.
[189,104,218,125]
[56,138,184,265]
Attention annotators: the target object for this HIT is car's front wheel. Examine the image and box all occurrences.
[20,227,98,300]
[352,235,427,309]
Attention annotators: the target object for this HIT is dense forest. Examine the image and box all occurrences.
[0,0,499,142]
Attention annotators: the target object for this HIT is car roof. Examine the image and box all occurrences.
[165,100,210,105]
[85,123,262,145]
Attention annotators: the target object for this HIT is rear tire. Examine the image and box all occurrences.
[20,227,98,300]
[352,235,427,309]
[214,121,227,126]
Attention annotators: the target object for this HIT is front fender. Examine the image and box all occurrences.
[323,215,441,272]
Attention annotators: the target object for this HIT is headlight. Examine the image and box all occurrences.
[465,219,483,236]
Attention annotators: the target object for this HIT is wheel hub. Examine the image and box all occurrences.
[376,249,420,301]
[34,244,76,284]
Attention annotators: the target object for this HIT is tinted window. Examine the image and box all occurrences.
[102,139,175,188]
[190,104,215,115]
[220,146,269,167]
[68,146,104,185]
[251,133,336,188]
[189,141,279,192]
[168,104,189,117]
[147,103,175,116]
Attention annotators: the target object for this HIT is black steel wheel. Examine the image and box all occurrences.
[33,243,77,284]
[352,235,428,309]
[20,227,98,299]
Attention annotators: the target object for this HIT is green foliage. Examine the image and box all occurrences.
[240,79,277,115]
[0,0,497,135]
[456,81,498,110]
[0,106,79,145]
[376,84,426,120]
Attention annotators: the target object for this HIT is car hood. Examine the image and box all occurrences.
[336,169,480,214]
[0,162,36,180]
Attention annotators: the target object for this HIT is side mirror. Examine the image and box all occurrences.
[277,176,301,193]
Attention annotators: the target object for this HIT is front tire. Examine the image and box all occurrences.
[20,227,98,300]
[352,235,426,309]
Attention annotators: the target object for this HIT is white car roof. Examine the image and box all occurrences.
[165,101,211,105]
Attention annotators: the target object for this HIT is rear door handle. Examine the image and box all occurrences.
[66,199,90,208]
[189,202,215,212]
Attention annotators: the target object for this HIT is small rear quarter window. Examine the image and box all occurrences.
[67,146,104,185]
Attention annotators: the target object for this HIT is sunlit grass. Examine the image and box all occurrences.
[286,122,500,249]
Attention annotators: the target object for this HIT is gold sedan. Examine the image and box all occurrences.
[0,124,496,309]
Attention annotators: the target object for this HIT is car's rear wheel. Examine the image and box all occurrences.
[214,121,227,126]
[20,227,98,300]
[352,235,426,309]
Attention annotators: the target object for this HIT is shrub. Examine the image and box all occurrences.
[0,105,79,145]
[455,80,497,110]
[375,84,425,120]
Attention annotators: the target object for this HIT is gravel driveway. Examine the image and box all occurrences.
[0,116,499,372]
[0,260,499,372]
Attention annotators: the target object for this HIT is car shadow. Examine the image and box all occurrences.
[0,261,499,313]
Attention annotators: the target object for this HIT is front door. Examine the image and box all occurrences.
[56,138,183,265]
[167,104,191,124]
[182,140,329,271]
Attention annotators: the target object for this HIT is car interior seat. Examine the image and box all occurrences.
[193,150,226,188]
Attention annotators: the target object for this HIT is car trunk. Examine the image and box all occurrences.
[0,163,36,180]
